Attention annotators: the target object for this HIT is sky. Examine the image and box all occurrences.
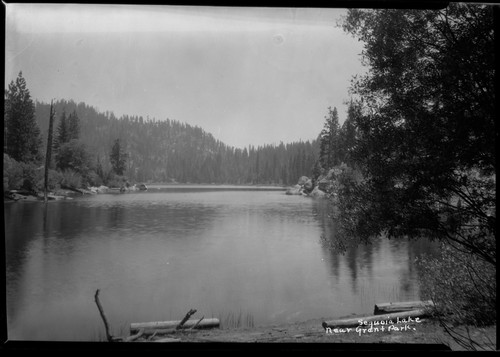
[5,4,366,149]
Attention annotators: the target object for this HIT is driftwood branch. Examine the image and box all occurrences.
[147,330,158,341]
[190,316,204,330]
[176,309,197,330]
[94,289,114,342]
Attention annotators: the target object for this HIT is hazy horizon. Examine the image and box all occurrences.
[5,4,366,149]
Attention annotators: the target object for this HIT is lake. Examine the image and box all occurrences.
[4,185,437,341]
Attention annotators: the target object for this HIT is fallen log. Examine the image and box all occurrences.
[153,337,182,343]
[322,309,430,330]
[123,328,144,342]
[374,300,434,315]
[131,318,220,334]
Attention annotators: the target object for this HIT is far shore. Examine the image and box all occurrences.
[4,183,291,202]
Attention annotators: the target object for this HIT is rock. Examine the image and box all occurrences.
[46,194,66,201]
[310,186,326,198]
[97,185,109,193]
[6,192,23,201]
[18,194,38,201]
[297,176,309,186]
[286,184,303,195]
[88,185,110,193]
[304,179,313,192]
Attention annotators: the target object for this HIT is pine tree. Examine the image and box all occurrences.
[54,110,69,151]
[67,110,80,140]
[4,72,42,163]
[340,100,360,165]
[110,138,128,176]
[319,106,340,171]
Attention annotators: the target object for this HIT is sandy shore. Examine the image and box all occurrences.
[131,316,496,351]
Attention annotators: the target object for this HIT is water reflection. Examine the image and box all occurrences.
[5,189,438,341]
[311,198,439,318]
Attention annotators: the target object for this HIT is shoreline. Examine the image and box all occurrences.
[142,316,496,350]
[3,183,290,202]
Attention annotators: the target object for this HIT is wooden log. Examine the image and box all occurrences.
[153,337,181,343]
[374,300,434,315]
[123,328,144,342]
[322,309,430,330]
[130,318,220,334]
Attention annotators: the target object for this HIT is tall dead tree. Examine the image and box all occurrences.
[44,100,55,203]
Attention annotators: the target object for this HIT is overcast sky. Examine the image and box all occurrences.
[5,4,366,149]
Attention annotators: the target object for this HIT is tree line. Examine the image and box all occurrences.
[34,98,319,186]
[4,75,319,193]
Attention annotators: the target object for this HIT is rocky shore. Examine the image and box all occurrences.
[285,166,361,199]
[285,170,337,198]
[3,183,148,202]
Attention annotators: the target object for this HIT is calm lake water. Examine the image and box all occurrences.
[4,186,437,341]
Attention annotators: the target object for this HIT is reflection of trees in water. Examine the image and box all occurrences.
[5,203,45,323]
[5,203,44,264]
[6,198,222,259]
[312,199,439,300]
[313,199,373,286]
[5,198,222,327]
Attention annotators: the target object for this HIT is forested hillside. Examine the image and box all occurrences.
[34,99,319,185]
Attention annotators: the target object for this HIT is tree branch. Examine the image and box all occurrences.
[94,289,114,342]
[176,309,197,330]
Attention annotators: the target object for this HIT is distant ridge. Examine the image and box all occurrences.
[35,99,319,185]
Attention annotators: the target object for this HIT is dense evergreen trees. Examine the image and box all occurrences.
[33,99,319,185]
[4,72,42,163]
[3,72,46,193]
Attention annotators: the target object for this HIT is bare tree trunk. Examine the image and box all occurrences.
[44,100,55,203]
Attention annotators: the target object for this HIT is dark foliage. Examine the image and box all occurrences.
[4,72,42,163]
[34,99,319,185]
